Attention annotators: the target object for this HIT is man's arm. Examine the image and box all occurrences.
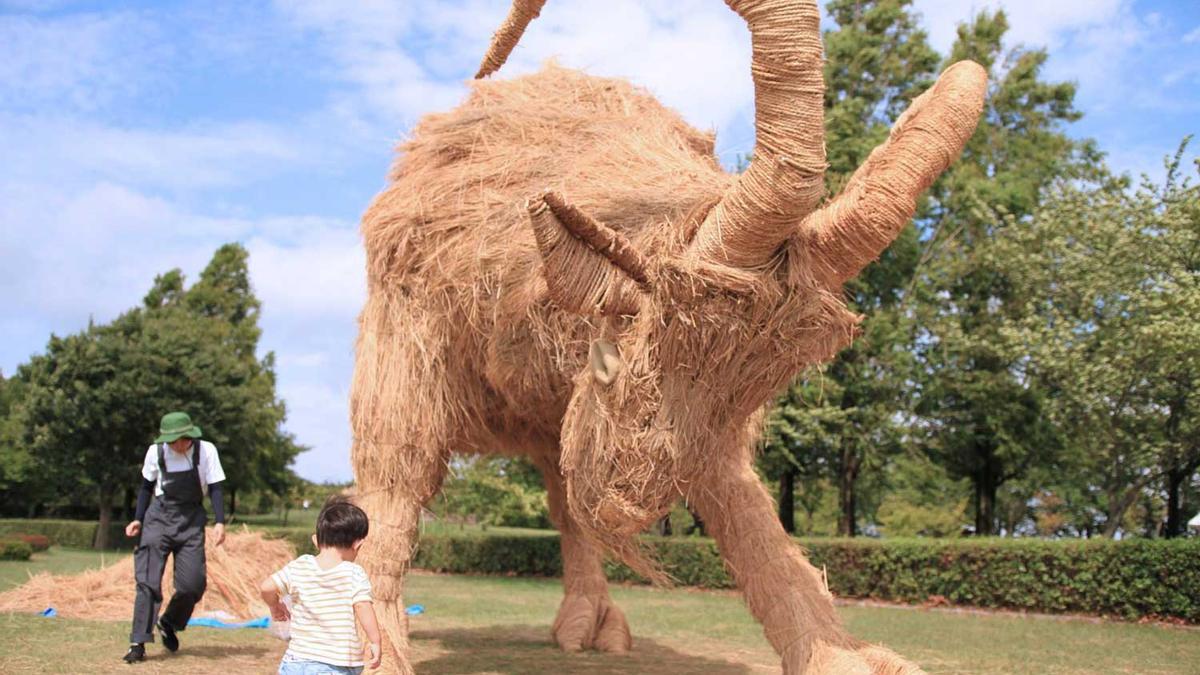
[125,478,155,538]
[208,480,226,545]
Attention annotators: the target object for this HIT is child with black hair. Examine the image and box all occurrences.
[261,495,382,673]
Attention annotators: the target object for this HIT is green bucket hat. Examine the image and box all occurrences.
[155,411,202,444]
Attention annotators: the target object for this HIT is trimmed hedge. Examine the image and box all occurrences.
[0,519,127,550]
[407,533,1200,622]
[0,539,34,561]
[7,519,1197,621]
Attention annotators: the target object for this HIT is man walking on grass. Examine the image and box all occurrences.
[122,411,227,664]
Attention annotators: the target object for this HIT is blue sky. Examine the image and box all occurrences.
[2,0,1197,482]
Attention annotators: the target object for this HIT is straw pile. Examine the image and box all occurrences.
[0,528,293,621]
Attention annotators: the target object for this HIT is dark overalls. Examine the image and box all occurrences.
[130,441,208,643]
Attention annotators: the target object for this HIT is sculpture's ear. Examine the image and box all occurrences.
[526,192,651,316]
[589,339,623,386]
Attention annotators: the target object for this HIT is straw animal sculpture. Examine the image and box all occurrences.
[350,1,986,672]
[0,528,293,621]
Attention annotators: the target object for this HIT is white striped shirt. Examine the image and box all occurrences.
[272,555,372,667]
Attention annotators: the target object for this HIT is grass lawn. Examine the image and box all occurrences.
[0,547,130,591]
[1,567,1196,674]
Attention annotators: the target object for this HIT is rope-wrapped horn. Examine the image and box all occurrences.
[687,0,827,269]
[475,0,548,79]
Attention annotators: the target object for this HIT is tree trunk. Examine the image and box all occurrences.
[837,448,860,537]
[1102,485,1144,538]
[1163,461,1199,538]
[229,486,237,516]
[654,514,672,536]
[686,508,706,536]
[95,487,114,550]
[778,465,796,534]
[974,452,998,536]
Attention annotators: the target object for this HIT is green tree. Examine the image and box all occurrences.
[913,10,1089,535]
[143,244,301,515]
[18,315,158,546]
[875,451,968,537]
[437,456,550,529]
[0,372,45,516]
[995,142,1200,538]
[760,0,940,536]
[15,245,302,546]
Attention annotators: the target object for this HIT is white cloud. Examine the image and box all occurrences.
[0,9,167,112]
[246,218,365,320]
[497,0,752,139]
[911,0,1132,53]
[276,0,757,158]
[1185,25,1200,44]
[1,114,308,192]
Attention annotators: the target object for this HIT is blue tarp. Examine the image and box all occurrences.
[188,616,271,629]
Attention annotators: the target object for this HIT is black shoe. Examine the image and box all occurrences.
[123,644,145,663]
[157,619,179,653]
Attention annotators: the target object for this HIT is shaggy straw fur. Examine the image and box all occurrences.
[354,1,986,673]
[0,529,293,621]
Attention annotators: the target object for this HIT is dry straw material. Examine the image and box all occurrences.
[0,528,292,621]
[351,0,985,673]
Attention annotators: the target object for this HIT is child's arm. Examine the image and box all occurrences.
[354,601,382,669]
[259,576,290,622]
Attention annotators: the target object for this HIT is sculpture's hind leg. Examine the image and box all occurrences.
[352,454,446,675]
[686,451,922,675]
[534,452,631,653]
[350,291,454,675]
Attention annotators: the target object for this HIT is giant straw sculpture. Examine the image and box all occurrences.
[351,1,986,672]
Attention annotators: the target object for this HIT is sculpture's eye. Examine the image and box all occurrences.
[589,339,623,386]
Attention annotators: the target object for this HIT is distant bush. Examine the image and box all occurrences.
[16,534,51,552]
[0,539,33,560]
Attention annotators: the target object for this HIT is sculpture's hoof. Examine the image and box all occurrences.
[859,644,925,675]
[784,640,925,675]
[552,593,631,653]
[374,651,415,675]
[374,599,417,675]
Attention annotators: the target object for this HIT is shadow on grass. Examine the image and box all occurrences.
[142,643,273,661]
[413,624,755,674]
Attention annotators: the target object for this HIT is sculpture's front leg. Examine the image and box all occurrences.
[535,452,632,653]
[687,454,923,674]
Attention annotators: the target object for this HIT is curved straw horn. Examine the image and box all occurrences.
[527,192,647,316]
[800,60,988,287]
[475,0,548,79]
[687,0,827,269]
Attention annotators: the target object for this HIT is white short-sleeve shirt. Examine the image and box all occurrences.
[272,555,373,667]
[140,440,227,496]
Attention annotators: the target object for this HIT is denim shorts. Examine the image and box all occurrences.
[278,660,363,675]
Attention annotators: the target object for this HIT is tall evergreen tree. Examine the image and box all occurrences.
[760,0,940,535]
[16,245,301,545]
